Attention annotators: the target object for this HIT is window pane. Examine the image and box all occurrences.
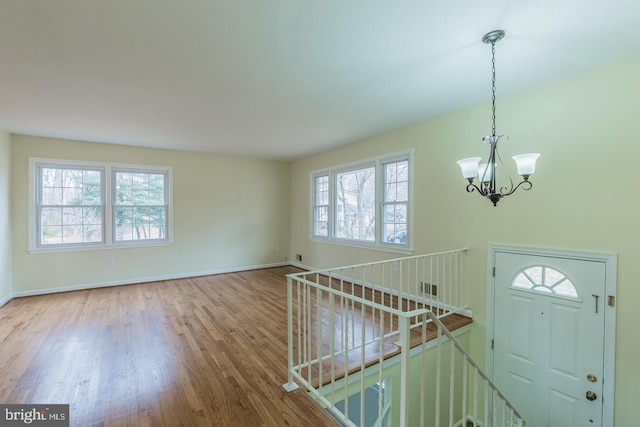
[82,170,102,204]
[335,166,375,241]
[42,225,62,244]
[512,267,578,299]
[309,153,410,247]
[114,170,168,242]
[384,160,408,203]
[115,207,134,241]
[314,206,328,237]
[382,159,409,245]
[313,175,329,238]
[37,165,104,246]
[41,187,62,205]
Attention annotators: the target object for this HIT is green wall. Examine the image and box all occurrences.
[290,57,640,426]
[10,135,291,293]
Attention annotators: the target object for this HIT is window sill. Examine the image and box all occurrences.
[309,237,413,255]
[28,240,174,254]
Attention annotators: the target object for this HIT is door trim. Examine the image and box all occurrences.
[486,243,617,427]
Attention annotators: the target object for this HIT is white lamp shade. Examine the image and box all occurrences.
[456,157,481,179]
[513,153,541,176]
[478,163,493,182]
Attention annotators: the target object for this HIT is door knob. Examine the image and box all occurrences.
[586,391,597,401]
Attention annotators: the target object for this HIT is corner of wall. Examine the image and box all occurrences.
[0,129,12,306]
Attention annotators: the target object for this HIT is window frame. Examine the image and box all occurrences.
[310,150,412,253]
[333,161,377,243]
[112,167,170,245]
[381,154,410,247]
[312,173,330,238]
[35,162,106,248]
[29,158,173,253]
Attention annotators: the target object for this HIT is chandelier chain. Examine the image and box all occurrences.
[491,41,497,137]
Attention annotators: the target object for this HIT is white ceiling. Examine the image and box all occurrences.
[1,1,639,160]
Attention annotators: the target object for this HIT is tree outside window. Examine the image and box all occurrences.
[33,159,171,250]
[114,170,167,242]
[335,166,376,241]
[311,151,410,248]
[38,166,104,245]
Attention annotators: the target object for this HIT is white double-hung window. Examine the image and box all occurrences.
[311,150,411,250]
[31,159,172,251]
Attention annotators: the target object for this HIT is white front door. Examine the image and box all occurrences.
[492,251,606,427]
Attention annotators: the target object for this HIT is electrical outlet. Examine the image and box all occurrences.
[296,254,302,262]
[275,245,280,253]
[108,257,116,267]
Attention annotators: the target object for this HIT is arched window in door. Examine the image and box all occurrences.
[512,265,578,299]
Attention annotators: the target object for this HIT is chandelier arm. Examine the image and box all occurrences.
[465,182,489,196]
[458,30,538,207]
[501,179,533,196]
[498,175,515,195]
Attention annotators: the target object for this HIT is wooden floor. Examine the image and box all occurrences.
[0,266,341,426]
[292,277,473,389]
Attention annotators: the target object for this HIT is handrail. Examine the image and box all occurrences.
[283,248,525,427]
[425,310,526,424]
[287,247,470,278]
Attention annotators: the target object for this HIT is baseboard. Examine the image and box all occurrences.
[0,293,11,308]
[290,260,315,270]
[10,261,290,299]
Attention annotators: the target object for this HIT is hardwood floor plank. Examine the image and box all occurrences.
[0,266,472,426]
[0,267,339,426]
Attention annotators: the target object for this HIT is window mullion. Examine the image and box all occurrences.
[31,159,171,252]
[104,166,111,245]
[311,150,411,249]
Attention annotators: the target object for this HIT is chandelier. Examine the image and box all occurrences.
[456,30,540,206]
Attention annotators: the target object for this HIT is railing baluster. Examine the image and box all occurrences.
[484,381,489,427]
[449,337,455,426]
[429,255,434,315]
[316,285,323,395]
[284,277,296,390]
[360,293,366,427]
[378,290,385,427]
[420,312,427,427]
[502,395,507,427]
[462,355,468,427]
[342,292,349,422]
[283,249,524,427]
[398,315,409,427]
[329,292,336,407]
[473,366,478,427]
[435,323,442,427]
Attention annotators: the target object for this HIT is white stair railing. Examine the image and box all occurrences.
[282,248,525,427]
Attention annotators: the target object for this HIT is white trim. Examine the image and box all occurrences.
[10,261,290,299]
[308,149,414,252]
[0,294,11,308]
[486,243,616,427]
[309,236,414,255]
[28,240,174,254]
[290,257,474,319]
[29,157,173,252]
